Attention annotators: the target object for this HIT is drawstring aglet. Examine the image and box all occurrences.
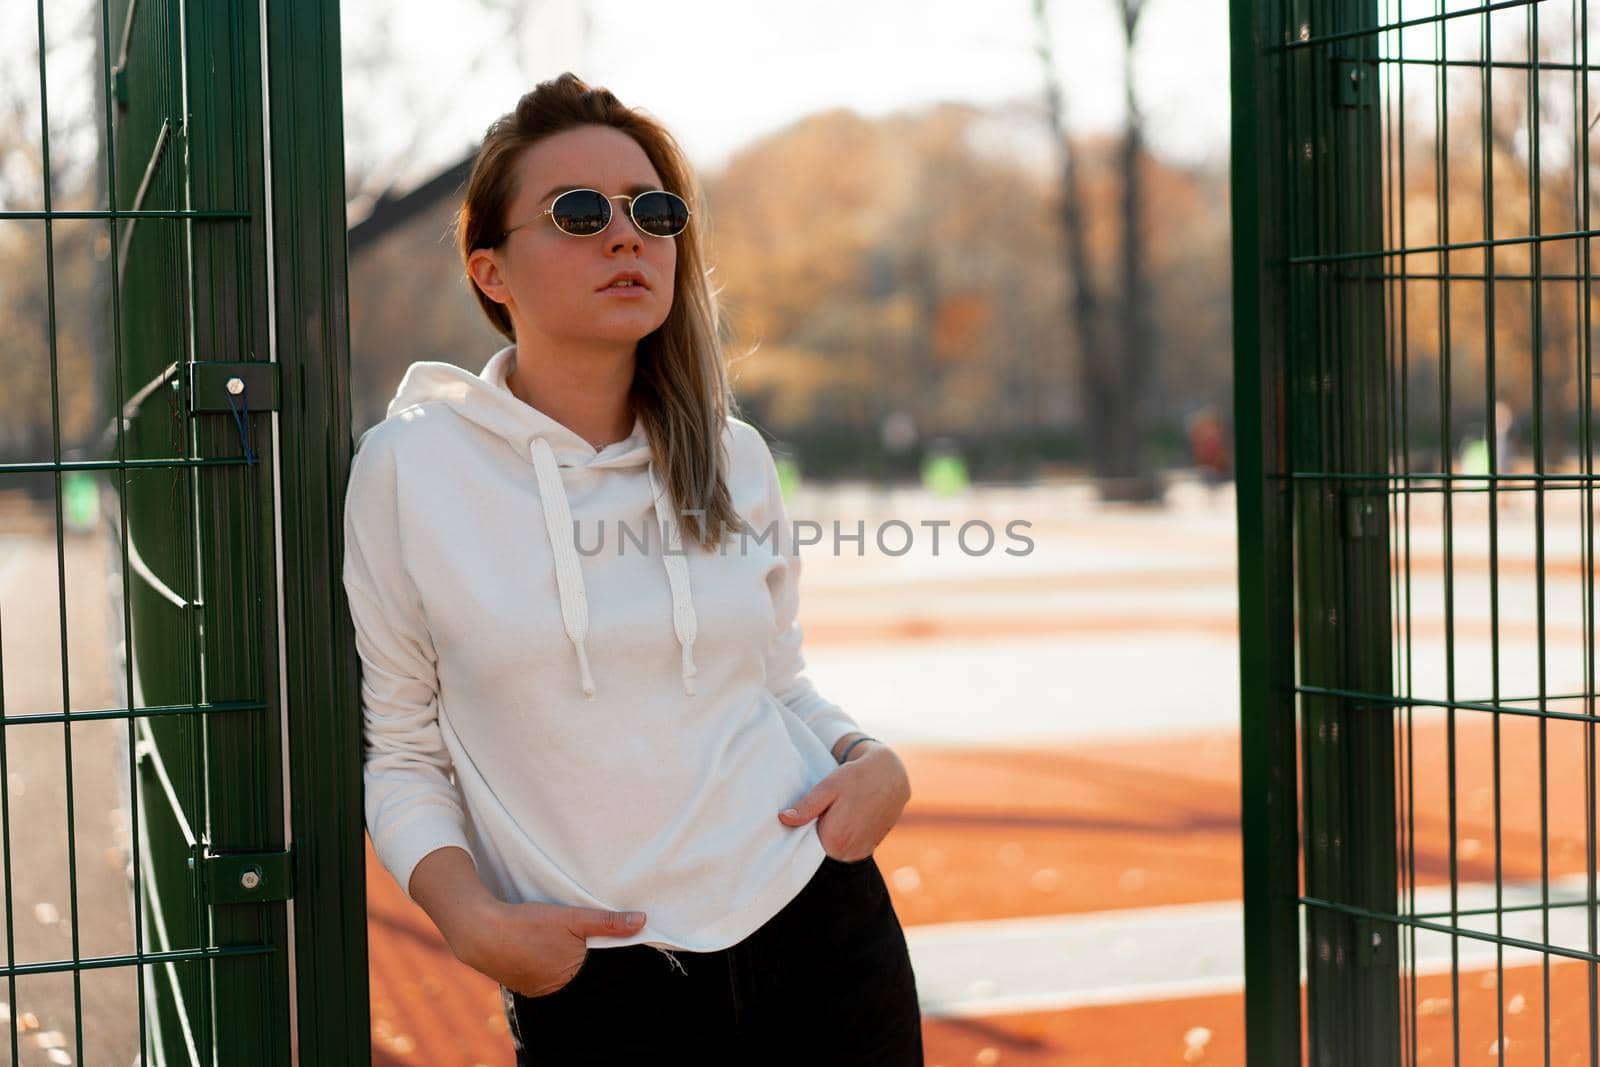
[575,641,597,699]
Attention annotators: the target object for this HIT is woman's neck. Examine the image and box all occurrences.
[504,345,636,450]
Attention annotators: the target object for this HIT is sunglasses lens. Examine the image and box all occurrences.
[630,191,689,237]
[551,189,612,235]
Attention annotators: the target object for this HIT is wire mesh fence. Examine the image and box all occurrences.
[4,1,286,1062]
[1238,0,1600,1063]
[1,0,362,1063]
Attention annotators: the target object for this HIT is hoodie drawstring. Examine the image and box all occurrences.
[530,438,597,699]
[528,437,700,699]
[649,459,699,696]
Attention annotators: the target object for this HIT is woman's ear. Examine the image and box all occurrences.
[466,246,511,306]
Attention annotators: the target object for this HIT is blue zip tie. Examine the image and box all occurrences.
[224,381,258,465]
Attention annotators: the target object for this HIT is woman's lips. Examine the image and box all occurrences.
[597,284,649,298]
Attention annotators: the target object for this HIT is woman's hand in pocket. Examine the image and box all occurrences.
[448,899,646,998]
[777,741,911,862]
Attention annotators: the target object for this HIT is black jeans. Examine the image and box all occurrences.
[501,853,924,1065]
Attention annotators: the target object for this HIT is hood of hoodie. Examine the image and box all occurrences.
[387,344,653,472]
[384,344,700,702]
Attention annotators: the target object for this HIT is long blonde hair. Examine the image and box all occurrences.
[455,72,743,551]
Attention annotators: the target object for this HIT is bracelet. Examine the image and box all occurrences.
[837,735,878,764]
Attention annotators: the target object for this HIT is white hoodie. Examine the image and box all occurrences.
[343,344,864,957]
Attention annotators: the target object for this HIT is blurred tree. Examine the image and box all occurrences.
[708,101,1233,448]
[1112,0,1159,502]
[0,2,106,469]
[1033,0,1161,502]
[1389,24,1598,473]
[1032,0,1112,479]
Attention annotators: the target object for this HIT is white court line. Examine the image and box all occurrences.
[908,874,1600,1019]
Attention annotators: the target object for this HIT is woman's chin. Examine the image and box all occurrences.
[575,320,667,348]
[591,305,669,335]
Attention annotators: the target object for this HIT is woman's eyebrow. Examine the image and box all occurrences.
[539,181,659,201]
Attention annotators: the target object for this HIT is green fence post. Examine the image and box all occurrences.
[1293,1,1401,1062]
[97,0,364,1059]
[261,0,371,1059]
[1237,0,1401,1061]
[1232,0,1304,1061]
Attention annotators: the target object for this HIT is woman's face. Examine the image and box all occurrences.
[468,124,677,350]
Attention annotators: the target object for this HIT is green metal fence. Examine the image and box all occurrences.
[1,0,365,1063]
[1236,0,1600,1062]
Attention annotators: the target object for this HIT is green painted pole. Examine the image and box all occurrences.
[1232,0,1306,1061]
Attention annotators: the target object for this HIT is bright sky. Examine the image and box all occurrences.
[10,0,1586,209]
[0,0,1232,206]
[341,0,1234,194]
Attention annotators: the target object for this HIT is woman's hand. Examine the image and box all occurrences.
[775,741,912,862]
[447,896,646,998]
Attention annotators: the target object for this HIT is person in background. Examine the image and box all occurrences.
[1187,406,1229,496]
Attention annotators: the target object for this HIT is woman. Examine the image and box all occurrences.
[342,72,923,1064]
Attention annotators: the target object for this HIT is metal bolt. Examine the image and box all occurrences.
[240,867,262,891]
[1350,69,1360,85]
[1371,931,1382,947]
[226,376,245,396]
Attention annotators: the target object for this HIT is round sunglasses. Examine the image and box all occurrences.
[499,188,691,242]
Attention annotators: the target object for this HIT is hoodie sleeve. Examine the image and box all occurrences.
[752,429,865,758]
[342,429,476,902]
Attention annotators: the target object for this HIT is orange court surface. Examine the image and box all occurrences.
[365,730,1253,1067]
[368,714,1600,1065]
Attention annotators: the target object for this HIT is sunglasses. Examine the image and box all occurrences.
[499,188,691,242]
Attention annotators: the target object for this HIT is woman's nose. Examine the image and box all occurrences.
[605,210,645,252]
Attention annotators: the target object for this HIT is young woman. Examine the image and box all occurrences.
[342,73,923,1064]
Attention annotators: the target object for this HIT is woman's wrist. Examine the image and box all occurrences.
[408,846,503,961]
[836,734,881,764]
[440,893,508,965]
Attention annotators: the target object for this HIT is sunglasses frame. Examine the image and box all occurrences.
[498,188,691,243]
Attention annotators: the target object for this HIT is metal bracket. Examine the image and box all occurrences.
[188,360,280,415]
[1332,58,1376,109]
[197,846,294,905]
